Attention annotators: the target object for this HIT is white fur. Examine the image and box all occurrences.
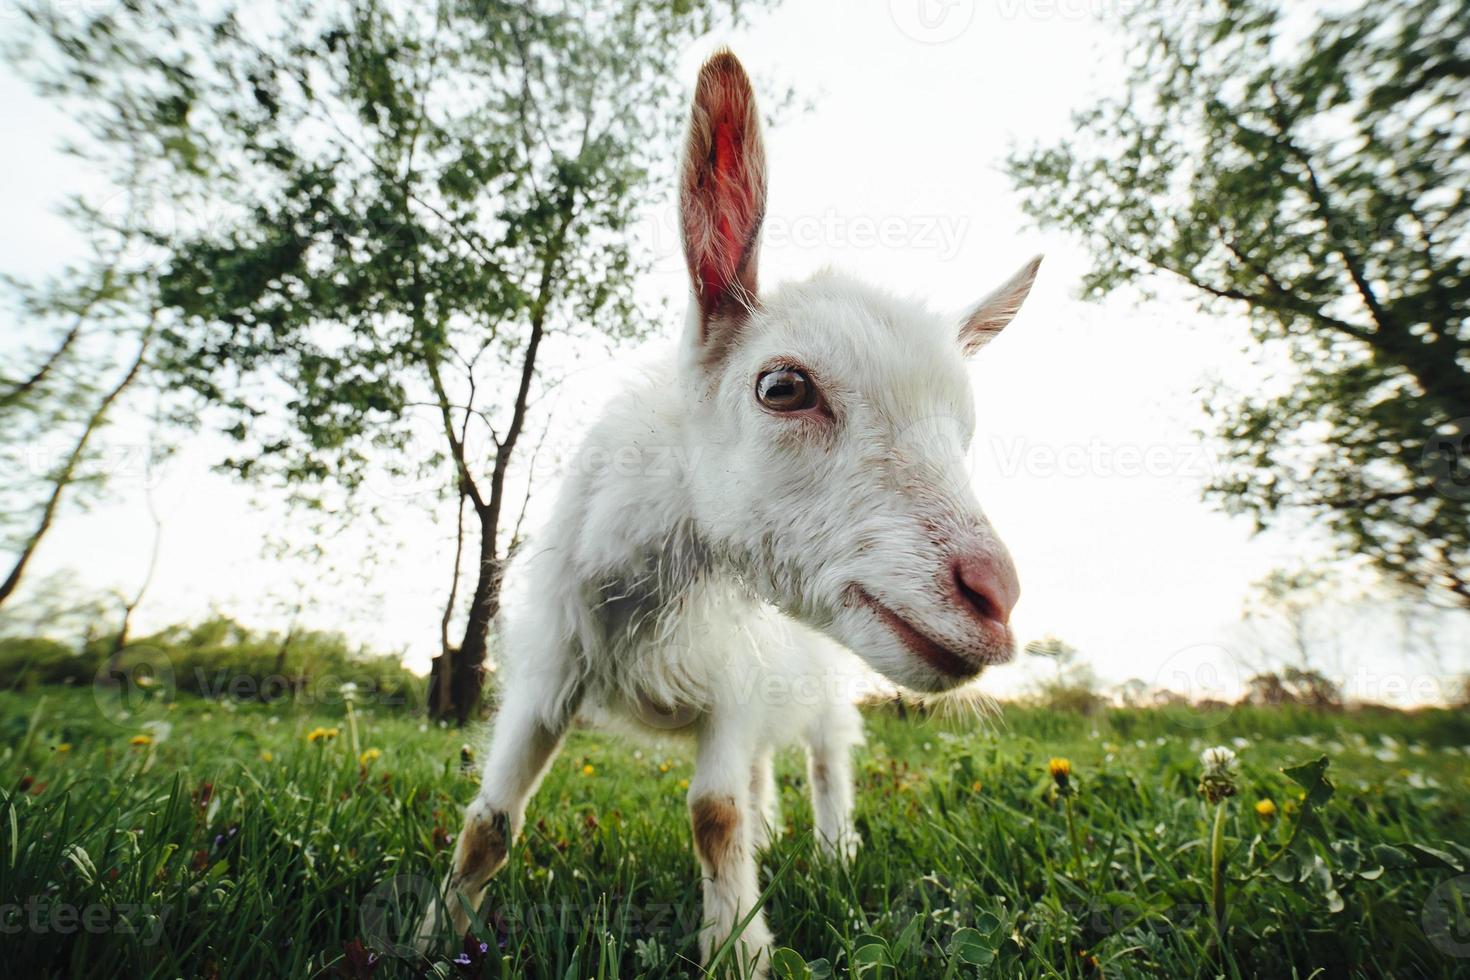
[426,50,1040,976]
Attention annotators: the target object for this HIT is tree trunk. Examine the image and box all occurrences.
[449,510,501,726]
[104,452,164,678]
[425,204,573,725]
[429,512,501,725]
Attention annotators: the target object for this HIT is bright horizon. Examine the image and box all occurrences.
[1,0,1462,705]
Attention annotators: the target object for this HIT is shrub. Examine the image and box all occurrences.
[3,615,423,711]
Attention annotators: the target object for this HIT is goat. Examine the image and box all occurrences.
[420,48,1040,977]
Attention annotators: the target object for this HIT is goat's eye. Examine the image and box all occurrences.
[756,369,816,412]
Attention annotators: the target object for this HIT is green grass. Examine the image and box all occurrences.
[2,688,1469,978]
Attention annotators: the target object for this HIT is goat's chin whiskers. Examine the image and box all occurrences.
[904,685,1005,733]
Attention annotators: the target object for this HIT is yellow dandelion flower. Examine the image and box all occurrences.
[971,780,982,793]
[129,734,153,747]
[581,764,595,776]
[659,762,671,774]
[677,778,690,791]
[1254,798,1277,821]
[306,727,340,743]
[55,743,72,754]
[360,748,382,765]
[260,750,274,763]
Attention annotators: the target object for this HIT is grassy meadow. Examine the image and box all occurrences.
[2,685,1469,979]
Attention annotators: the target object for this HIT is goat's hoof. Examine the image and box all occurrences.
[701,923,773,979]
[817,830,861,865]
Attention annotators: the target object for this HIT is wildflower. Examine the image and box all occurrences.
[1254,799,1277,823]
[1198,746,1239,804]
[1199,746,1240,937]
[1049,758,1083,872]
[659,762,671,774]
[1201,745,1238,773]
[142,720,173,744]
[360,748,382,765]
[971,780,983,793]
[260,751,274,763]
[55,743,72,754]
[581,764,595,776]
[678,778,690,791]
[453,939,491,970]
[307,727,340,743]
[130,734,153,747]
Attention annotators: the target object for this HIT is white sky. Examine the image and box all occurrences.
[1,0,1461,703]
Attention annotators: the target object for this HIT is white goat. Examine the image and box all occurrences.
[423,48,1040,976]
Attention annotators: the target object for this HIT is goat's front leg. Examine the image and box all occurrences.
[417,690,574,950]
[690,715,773,977]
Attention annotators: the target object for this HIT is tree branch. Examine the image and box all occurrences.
[0,275,112,410]
[0,314,155,607]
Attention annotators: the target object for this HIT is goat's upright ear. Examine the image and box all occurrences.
[958,255,1043,355]
[680,49,766,359]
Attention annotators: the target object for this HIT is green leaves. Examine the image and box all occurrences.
[950,924,999,966]
[770,947,813,979]
[1281,755,1334,809]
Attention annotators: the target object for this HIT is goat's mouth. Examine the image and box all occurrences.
[851,587,985,682]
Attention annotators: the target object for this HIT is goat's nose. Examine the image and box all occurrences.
[952,552,1019,627]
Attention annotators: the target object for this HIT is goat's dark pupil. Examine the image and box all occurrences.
[758,370,809,410]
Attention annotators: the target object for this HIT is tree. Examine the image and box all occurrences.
[1241,567,1342,672]
[1243,668,1343,709]
[1023,634,1102,713]
[1008,0,1470,606]
[1023,634,1079,674]
[19,0,769,723]
[0,269,159,609]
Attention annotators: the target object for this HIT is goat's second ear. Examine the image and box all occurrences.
[958,255,1043,355]
[680,49,766,360]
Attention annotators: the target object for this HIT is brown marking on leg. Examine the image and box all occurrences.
[451,809,510,891]
[691,795,740,878]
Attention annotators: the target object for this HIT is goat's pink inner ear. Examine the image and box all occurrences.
[958,255,1043,356]
[680,49,767,331]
